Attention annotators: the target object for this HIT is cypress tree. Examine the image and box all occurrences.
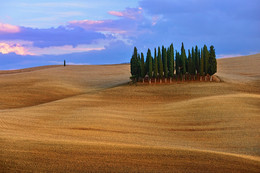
[191,47,195,76]
[137,53,141,79]
[175,51,179,75]
[154,48,158,79]
[130,47,139,81]
[163,47,168,78]
[188,49,192,76]
[168,44,174,78]
[203,45,209,75]
[200,48,204,76]
[167,47,171,75]
[158,47,164,80]
[147,49,153,79]
[208,45,217,77]
[140,52,145,79]
[162,46,165,69]
[181,42,186,75]
[195,46,200,74]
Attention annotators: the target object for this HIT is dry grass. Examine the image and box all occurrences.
[0,54,260,172]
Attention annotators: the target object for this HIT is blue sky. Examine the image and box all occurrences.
[0,0,260,69]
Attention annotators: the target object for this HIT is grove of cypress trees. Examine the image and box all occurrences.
[158,47,164,82]
[130,43,216,83]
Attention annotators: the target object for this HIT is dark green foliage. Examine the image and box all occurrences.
[154,48,158,78]
[140,53,145,78]
[163,47,168,78]
[208,45,217,75]
[168,44,174,77]
[167,47,171,75]
[195,46,200,74]
[198,50,200,75]
[200,48,204,76]
[147,49,153,78]
[181,42,186,74]
[162,46,165,67]
[191,47,195,75]
[188,49,192,75]
[130,47,139,80]
[137,53,141,78]
[158,47,163,78]
[175,51,180,75]
[203,45,209,75]
[130,43,216,82]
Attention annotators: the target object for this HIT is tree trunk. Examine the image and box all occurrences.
[200,76,202,81]
[165,78,167,83]
[142,78,144,83]
[154,78,157,83]
[160,79,162,83]
[210,76,213,82]
[149,78,151,84]
[170,78,172,83]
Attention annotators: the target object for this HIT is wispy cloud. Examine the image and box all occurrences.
[29,44,104,55]
[217,54,243,59]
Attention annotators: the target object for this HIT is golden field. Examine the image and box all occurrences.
[0,54,260,172]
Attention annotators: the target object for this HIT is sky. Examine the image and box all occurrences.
[0,0,260,70]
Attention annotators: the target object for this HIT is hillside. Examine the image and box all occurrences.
[0,54,260,172]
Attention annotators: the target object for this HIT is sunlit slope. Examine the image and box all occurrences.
[216,53,260,83]
[0,64,130,109]
[0,54,260,172]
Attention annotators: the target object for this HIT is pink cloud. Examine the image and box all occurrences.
[69,19,127,34]
[69,20,104,25]
[0,23,20,33]
[108,8,142,20]
[108,11,124,17]
[0,42,34,55]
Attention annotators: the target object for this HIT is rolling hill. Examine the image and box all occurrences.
[0,54,260,172]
